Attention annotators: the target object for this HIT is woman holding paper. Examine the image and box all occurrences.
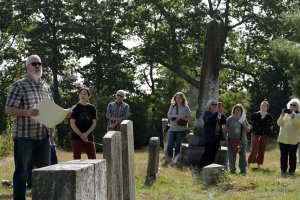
[224,104,250,174]
[70,88,97,159]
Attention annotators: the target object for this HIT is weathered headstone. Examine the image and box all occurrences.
[64,160,107,200]
[162,118,168,155]
[202,163,225,185]
[32,163,95,200]
[180,143,189,165]
[120,120,136,200]
[146,137,160,178]
[103,131,123,200]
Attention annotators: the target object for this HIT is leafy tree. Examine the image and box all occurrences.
[127,0,299,135]
[271,6,300,97]
[0,0,27,132]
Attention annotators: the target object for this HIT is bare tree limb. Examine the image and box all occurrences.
[221,64,256,77]
[156,58,200,88]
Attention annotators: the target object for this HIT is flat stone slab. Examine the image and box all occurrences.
[32,163,95,200]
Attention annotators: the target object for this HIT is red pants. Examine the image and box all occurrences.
[248,133,269,165]
[70,139,96,159]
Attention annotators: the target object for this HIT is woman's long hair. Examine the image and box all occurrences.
[231,103,246,116]
[171,92,188,106]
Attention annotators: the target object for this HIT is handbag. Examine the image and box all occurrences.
[230,140,243,154]
[163,124,170,132]
[176,106,188,126]
[229,124,243,154]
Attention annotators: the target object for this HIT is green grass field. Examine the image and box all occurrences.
[1,140,300,200]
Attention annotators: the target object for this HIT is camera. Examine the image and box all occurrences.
[217,102,222,108]
[283,108,292,114]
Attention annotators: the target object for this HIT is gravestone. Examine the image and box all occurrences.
[32,163,95,200]
[147,137,160,178]
[202,163,225,185]
[103,131,123,200]
[120,120,136,200]
[162,118,168,155]
[64,160,107,200]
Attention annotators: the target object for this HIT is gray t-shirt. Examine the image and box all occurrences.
[226,116,249,143]
[167,105,192,132]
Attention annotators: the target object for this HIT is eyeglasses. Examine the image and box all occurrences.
[211,103,217,106]
[117,95,124,98]
[31,62,42,66]
[290,104,297,107]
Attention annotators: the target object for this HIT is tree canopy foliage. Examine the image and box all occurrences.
[1,0,299,148]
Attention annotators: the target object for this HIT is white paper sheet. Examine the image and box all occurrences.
[238,113,246,124]
[33,99,71,128]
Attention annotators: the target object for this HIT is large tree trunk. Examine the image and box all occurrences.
[193,21,221,145]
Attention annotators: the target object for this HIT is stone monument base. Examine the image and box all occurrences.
[180,143,227,167]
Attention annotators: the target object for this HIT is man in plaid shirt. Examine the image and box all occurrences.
[5,55,54,200]
[106,89,130,130]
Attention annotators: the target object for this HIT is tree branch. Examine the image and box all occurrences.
[156,58,200,88]
[221,64,256,77]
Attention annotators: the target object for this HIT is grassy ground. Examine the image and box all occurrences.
[1,141,300,200]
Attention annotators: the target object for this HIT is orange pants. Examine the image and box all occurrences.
[248,133,269,165]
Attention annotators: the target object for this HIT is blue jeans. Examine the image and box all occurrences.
[167,130,186,158]
[227,141,247,173]
[13,137,50,200]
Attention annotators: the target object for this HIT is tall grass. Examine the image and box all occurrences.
[1,140,300,200]
[0,118,13,160]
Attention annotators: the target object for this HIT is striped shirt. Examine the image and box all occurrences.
[106,101,130,128]
[5,76,53,139]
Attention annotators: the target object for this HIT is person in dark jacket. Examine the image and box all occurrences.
[248,99,275,169]
[198,100,226,168]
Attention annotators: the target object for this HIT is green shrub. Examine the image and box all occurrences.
[0,118,13,160]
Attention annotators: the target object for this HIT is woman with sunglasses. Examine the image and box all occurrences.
[198,100,226,169]
[277,98,300,176]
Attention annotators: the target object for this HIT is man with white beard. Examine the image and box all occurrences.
[5,55,54,200]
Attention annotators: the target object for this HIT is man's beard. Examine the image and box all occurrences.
[31,70,42,79]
